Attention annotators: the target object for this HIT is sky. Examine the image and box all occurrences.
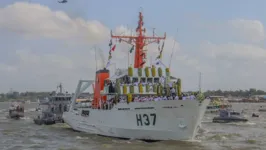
[0,0,266,93]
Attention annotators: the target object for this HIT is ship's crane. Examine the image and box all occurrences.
[111,11,166,68]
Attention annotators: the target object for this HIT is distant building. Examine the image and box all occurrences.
[209,96,225,100]
[250,95,266,100]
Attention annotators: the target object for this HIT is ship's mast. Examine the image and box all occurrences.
[111,11,166,68]
[199,72,202,93]
[58,83,63,93]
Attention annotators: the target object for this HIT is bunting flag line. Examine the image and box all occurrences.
[129,45,134,53]
[109,39,112,47]
[111,45,116,51]
[161,41,165,50]
[155,41,165,61]
[154,59,166,68]
[106,39,116,68]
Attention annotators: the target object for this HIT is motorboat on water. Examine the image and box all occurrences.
[252,113,259,117]
[34,111,56,125]
[213,109,248,123]
[258,106,266,112]
[63,11,210,141]
[33,83,72,125]
[8,101,24,119]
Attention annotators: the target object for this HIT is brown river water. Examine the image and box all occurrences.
[0,102,266,150]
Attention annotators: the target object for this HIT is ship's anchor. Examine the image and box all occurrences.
[178,121,187,129]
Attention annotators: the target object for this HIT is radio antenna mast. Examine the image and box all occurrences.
[199,72,202,93]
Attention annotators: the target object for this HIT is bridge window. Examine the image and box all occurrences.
[140,78,146,83]
[59,104,62,112]
[81,110,90,116]
[123,75,130,84]
[64,105,68,112]
[147,78,152,83]
[132,77,138,83]
[154,78,159,83]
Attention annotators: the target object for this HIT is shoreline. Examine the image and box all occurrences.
[228,100,266,103]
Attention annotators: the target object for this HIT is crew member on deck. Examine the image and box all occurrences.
[171,87,176,96]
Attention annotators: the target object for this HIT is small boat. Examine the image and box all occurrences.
[252,113,259,117]
[8,101,24,119]
[258,106,266,112]
[213,109,248,123]
[34,111,56,125]
[35,107,41,111]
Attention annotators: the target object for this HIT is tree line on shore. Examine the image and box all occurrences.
[0,91,52,102]
[1,88,265,101]
[203,88,266,97]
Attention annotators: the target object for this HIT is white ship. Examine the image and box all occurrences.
[63,11,210,141]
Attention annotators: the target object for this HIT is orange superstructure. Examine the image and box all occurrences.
[111,11,166,68]
[92,68,109,108]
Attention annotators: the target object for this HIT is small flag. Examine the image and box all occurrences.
[129,45,134,53]
[108,55,112,60]
[111,45,116,51]
[109,40,112,47]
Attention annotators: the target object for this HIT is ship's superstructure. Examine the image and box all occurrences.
[63,11,210,141]
[8,101,24,119]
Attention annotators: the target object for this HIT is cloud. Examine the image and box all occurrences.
[0,2,109,44]
[228,19,265,43]
[202,41,266,61]
[1,2,266,92]
[0,63,17,72]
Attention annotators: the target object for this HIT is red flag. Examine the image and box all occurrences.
[111,45,116,51]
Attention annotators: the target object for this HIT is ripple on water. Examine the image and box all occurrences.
[2,102,266,150]
[205,133,242,141]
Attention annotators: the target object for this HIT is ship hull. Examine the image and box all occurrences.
[63,99,209,141]
[8,111,24,119]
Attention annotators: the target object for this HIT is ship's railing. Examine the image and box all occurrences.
[99,94,199,109]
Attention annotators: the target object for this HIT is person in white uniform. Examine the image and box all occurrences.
[190,95,195,100]
[154,96,159,101]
